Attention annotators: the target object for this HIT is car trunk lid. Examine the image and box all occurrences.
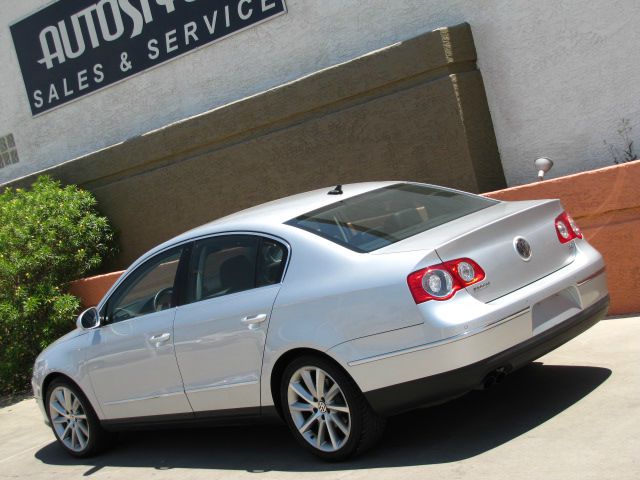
[376,199,576,303]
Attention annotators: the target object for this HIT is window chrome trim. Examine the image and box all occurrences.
[98,231,292,313]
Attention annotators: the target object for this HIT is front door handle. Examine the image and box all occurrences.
[241,313,267,325]
[149,332,171,346]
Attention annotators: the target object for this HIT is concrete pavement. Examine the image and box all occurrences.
[1,315,638,480]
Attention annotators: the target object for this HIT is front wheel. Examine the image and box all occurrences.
[280,355,386,461]
[46,379,113,457]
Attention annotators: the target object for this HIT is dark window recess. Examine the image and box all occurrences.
[186,235,288,305]
[0,134,19,169]
[286,183,498,253]
[105,246,183,323]
[187,235,259,304]
[256,238,288,287]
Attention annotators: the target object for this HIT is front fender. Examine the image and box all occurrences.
[33,330,105,421]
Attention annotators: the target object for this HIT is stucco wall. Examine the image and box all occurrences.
[1,0,640,186]
[5,23,506,268]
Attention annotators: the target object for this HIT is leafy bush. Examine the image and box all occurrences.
[0,176,117,395]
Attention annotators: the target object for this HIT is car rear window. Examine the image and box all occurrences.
[286,183,498,252]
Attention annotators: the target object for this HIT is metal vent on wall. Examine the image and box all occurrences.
[0,134,19,169]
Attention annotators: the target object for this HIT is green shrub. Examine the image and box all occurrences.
[0,176,118,395]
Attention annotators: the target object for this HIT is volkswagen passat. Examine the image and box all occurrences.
[32,182,609,460]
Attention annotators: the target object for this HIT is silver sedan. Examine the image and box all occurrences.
[32,182,609,460]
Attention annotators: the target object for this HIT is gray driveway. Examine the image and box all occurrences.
[1,316,638,480]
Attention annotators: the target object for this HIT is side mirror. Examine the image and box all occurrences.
[77,307,101,330]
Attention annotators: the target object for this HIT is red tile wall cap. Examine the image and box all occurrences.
[68,270,124,308]
[484,160,640,219]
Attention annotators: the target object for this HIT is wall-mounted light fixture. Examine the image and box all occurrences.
[534,157,553,181]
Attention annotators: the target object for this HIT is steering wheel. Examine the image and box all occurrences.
[153,287,174,312]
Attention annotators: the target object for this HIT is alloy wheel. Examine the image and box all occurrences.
[48,386,90,453]
[287,366,351,452]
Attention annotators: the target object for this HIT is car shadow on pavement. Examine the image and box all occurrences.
[34,362,611,475]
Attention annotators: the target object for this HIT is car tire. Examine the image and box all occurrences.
[280,355,386,461]
[45,378,113,458]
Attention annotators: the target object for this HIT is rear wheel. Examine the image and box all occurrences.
[46,378,112,457]
[280,355,386,461]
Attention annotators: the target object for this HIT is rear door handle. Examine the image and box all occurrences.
[241,313,267,325]
[149,333,171,346]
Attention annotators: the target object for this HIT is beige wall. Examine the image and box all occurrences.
[4,1,640,187]
[8,23,505,268]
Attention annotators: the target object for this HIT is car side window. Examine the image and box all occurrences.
[256,238,288,287]
[186,235,288,304]
[106,246,183,323]
[187,235,258,303]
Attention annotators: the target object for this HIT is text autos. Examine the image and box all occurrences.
[11,0,287,115]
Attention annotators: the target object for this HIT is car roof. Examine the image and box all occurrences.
[197,181,399,229]
[142,181,401,261]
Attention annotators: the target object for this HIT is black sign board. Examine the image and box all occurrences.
[10,0,287,116]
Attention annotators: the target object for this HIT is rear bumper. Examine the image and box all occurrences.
[364,294,609,416]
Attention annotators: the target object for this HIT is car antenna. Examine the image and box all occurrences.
[328,184,343,195]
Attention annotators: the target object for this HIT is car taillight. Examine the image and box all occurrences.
[555,211,582,243]
[407,258,485,304]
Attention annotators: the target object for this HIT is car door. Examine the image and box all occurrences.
[86,245,192,420]
[173,234,288,413]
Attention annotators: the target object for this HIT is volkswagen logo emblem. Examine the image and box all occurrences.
[514,237,532,261]
[318,401,328,413]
